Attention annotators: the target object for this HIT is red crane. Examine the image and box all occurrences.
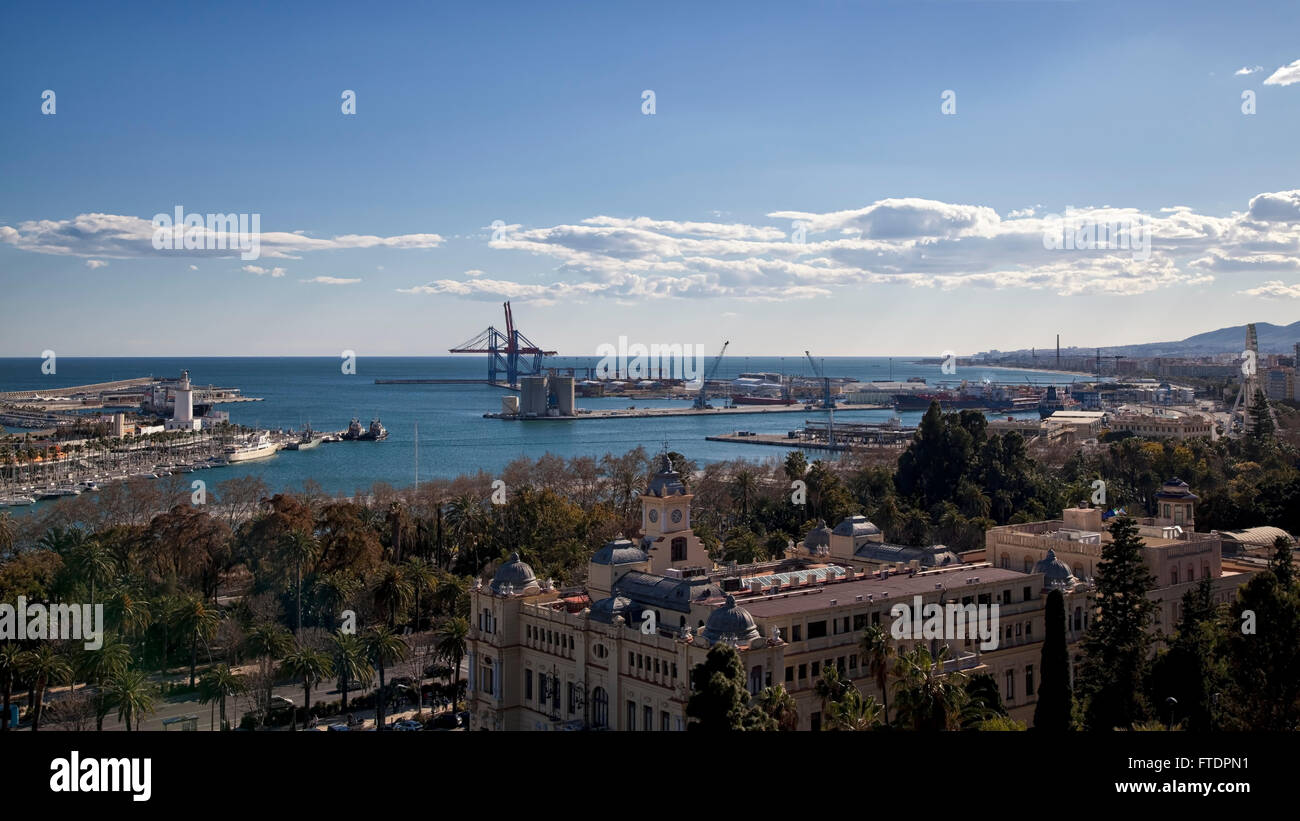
[449,302,556,386]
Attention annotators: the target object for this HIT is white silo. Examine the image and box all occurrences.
[552,376,575,416]
[521,376,548,416]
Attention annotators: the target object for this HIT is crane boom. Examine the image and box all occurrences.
[693,340,729,409]
[804,350,834,408]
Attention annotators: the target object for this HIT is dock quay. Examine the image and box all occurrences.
[486,403,889,421]
[376,379,518,389]
[708,420,916,451]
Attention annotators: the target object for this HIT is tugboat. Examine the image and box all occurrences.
[342,418,364,441]
[361,417,388,441]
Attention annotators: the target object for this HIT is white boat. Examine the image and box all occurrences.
[0,495,36,506]
[224,434,278,463]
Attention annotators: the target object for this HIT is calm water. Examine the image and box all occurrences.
[0,356,1078,496]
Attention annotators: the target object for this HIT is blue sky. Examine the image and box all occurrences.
[2,0,1298,357]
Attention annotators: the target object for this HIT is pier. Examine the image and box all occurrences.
[486,403,889,421]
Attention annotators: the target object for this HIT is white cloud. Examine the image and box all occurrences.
[0,212,443,259]
[244,265,286,277]
[396,190,1300,303]
[85,259,107,269]
[1235,65,1263,76]
[1264,58,1300,86]
[1239,280,1300,298]
[301,276,361,285]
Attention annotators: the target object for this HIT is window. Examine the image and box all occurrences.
[628,651,634,668]
[671,663,677,678]
[538,674,548,703]
[1001,555,1010,569]
[836,656,846,674]
[592,688,609,728]
[626,700,637,730]
[524,669,533,701]
[661,711,671,731]
[1015,623,1022,637]
[785,666,794,683]
[1023,586,1033,602]
[482,663,495,695]
[811,661,821,677]
[671,537,687,561]
[568,682,577,714]
[643,705,653,730]
[1005,669,1015,701]
[1025,621,1033,638]
[1171,568,1179,585]
[853,614,867,630]
[1026,665,1035,698]
[849,654,858,672]
[749,665,763,694]
[798,663,807,680]
[1000,589,1011,605]
[807,621,828,639]
[872,611,880,626]
[1023,557,1032,572]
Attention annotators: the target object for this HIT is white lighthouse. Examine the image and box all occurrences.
[166,369,199,430]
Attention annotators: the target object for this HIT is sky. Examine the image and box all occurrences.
[1,0,1299,358]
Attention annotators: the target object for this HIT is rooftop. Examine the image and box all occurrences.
[738,565,1029,618]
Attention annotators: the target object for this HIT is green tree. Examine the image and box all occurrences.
[1147,578,1226,732]
[892,645,969,731]
[859,625,896,725]
[1033,589,1073,731]
[365,625,409,731]
[330,631,374,713]
[686,643,772,731]
[75,633,130,730]
[171,594,219,688]
[198,664,245,731]
[1077,515,1155,730]
[434,616,469,708]
[279,644,335,729]
[280,528,319,635]
[0,645,23,731]
[104,668,156,731]
[1223,535,1300,730]
[824,686,882,731]
[755,684,799,731]
[21,644,71,731]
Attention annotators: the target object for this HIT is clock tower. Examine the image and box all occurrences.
[639,453,711,574]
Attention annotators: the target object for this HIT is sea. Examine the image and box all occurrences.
[0,356,1081,498]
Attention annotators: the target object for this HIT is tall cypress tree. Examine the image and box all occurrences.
[685,643,775,731]
[1147,578,1224,732]
[1224,535,1300,730]
[1033,589,1072,731]
[1077,515,1155,730]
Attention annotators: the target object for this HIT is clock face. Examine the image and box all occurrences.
[648,509,658,523]
[671,508,683,524]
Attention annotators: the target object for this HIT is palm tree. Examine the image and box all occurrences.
[279,644,334,729]
[0,512,14,556]
[730,467,759,518]
[21,644,72,731]
[313,570,361,630]
[892,645,969,731]
[75,633,130,730]
[280,528,319,635]
[243,621,292,724]
[755,684,799,731]
[73,539,116,609]
[172,595,220,688]
[825,687,883,731]
[330,631,373,713]
[365,626,409,731]
[403,556,436,631]
[434,616,469,708]
[371,563,413,628]
[814,664,849,712]
[0,645,24,730]
[105,589,152,652]
[859,624,896,725]
[105,668,156,731]
[198,665,245,731]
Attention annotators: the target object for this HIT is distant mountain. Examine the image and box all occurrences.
[1101,321,1300,357]
[998,321,1300,359]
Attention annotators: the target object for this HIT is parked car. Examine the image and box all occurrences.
[429,712,459,730]
[391,719,422,732]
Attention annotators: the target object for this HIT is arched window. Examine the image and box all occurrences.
[749,665,763,695]
[591,687,609,728]
[1001,555,1010,569]
[1022,557,1032,572]
[671,537,687,562]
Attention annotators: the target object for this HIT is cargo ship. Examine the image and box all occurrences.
[729,372,795,405]
[1037,386,1079,418]
[893,382,1040,412]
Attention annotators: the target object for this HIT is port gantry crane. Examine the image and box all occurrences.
[804,350,835,409]
[693,340,730,409]
[448,301,556,387]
